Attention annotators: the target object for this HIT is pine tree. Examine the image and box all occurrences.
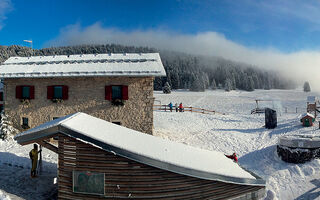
[162,82,172,94]
[247,76,255,91]
[190,74,205,91]
[224,79,232,92]
[303,81,311,92]
[0,112,19,140]
[211,79,217,90]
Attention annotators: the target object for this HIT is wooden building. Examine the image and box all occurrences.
[0,53,165,134]
[15,112,265,200]
[300,113,315,127]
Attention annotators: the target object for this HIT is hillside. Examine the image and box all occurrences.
[0,44,296,91]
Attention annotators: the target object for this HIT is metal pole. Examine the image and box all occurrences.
[39,145,42,175]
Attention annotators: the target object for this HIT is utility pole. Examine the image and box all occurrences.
[23,40,33,56]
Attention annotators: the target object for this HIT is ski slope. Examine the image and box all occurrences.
[1,89,320,199]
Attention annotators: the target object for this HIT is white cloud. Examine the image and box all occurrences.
[45,22,320,91]
[0,0,12,30]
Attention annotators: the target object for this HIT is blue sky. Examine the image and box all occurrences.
[1,0,320,52]
[2,0,320,89]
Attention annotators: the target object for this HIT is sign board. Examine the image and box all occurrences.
[307,96,316,102]
[73,171,105,195]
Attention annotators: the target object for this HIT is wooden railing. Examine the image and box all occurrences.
[283,107,307,114]
[153,105,225,115]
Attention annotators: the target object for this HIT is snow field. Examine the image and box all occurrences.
[154,89,320,200]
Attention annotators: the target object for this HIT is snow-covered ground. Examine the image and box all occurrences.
[154,89,320,200]
[1,89,320,199]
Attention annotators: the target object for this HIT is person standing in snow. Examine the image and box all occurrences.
[168,102,173,112]
[225,153,238,163]
[175,103,178,112]
[29,144,41,178]
[179,102,184,112]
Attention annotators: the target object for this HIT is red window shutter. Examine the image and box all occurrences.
[0,92,3,101]
[16,86,22,99]
[29,86,35,99]
[47,86,54,99]
[105,86,112,100]
[122,85,128,100]
[62,85,68,100]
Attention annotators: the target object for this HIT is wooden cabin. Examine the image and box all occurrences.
[0,53,165,134]
[15,112,265,200]
[300,113,315,127]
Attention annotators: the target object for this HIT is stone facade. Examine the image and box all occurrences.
[4,76,154,134]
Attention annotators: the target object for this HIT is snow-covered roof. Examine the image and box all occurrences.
[0,53,166,78]
[14,112,265,186]
[300,113,315,118]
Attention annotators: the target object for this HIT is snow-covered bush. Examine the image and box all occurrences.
[0,112,19,140]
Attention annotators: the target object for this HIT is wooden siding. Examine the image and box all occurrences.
[58,134,264,200]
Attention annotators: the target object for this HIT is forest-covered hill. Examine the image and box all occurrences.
[0,44,296,91]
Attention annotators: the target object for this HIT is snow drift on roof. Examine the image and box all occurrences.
[0,53,166,78]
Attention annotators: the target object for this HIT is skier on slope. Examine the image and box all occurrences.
[175,103,178,112]
[29,144,42,178]
[225,153,238,163]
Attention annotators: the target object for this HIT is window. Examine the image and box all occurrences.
[112,86,122,99]
[73,171,105,195]
[105,85,128,101]
[53,117,60,120]
[47,85,68,100]
[0,104,3,113]
[53,86,63,99]
[22,86,30,99]
[16,85,35,99]
[0,92,3,101]
[22,117,29,129]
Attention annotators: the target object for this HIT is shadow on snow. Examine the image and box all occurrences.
[0,152,57,200]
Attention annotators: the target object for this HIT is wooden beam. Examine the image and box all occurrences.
[19,133,59,145]
[38,140,58,154]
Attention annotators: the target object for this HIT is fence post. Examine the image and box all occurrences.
[165,105,166,112]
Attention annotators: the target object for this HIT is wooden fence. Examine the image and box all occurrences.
[153,105,225,115]
[283,107,307,114]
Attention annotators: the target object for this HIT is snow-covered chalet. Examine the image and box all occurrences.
[0,53,166,134]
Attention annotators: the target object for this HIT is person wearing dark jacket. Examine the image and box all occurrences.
[168,102,173,112]
[225,153,238,163]
[29,144,41,177]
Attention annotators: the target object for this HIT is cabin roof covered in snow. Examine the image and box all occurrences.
[300,113,315,119]
[14,112,265,186]
[0,53,166,78]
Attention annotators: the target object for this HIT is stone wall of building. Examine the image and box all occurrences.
[4,76,154,134]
